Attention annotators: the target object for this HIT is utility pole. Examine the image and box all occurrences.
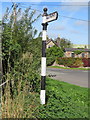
[40,8,58,105]
[0,21,2,78]
[57,35,61,48]
[14,3,16,25]
[13,3,18,26]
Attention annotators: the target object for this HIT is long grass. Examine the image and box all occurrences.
[1,78,40,118]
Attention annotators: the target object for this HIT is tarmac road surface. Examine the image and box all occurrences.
[47,68,89,88]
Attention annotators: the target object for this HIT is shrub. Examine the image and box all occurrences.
[12,52,40,93]
[72,58,84,67]
[57,57,83,68]
[46,56,55,66]
[82,58,90,67]
[73,50,83,55]
[46,46,64,66]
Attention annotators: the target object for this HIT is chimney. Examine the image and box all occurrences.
[57,35,60,47]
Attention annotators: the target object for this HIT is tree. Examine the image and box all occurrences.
[2,6,41,96]
[46,45,64,66]
[2,6,41,74]
[73,50,83,55]
[28,37,42,70]
[60,38,73,50]
[55,37,73,50]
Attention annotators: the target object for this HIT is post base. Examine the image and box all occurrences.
[40,90,45,104]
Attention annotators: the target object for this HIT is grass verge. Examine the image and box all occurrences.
[37,78,89,119]
[49,66,90,70]
[2,78,89,119]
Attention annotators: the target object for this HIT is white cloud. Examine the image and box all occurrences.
[75,20,88,26]
[59,2,88,34]
[55,26,65,30]
[49,25,65,31]
[70,29,80,34]
[61,2,88,12]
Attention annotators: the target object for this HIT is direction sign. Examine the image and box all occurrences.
[40,8,58,105]
[46,11,58,23]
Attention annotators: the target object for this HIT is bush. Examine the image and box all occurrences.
[82,58,90,67]
[12,52,40,94]
[46,56,55,66]
[57,57,83,68]
[73,50,83,55]
[46,46,64,66]
[37,78,88,119]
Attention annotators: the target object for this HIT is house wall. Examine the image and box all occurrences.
[46,41,55,49]
[64,51,71,57]
[65,51,90,58]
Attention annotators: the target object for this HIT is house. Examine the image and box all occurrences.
[46,39,59,49]
[64,48,90,58]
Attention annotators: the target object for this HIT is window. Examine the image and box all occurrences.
[82,53,85,58]
[71,53,75,58]
[48,45,50,48]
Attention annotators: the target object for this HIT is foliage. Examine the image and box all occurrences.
[2,78,89,118]
[13,52,40,93]
[2,79,40,118]
[73,50,83,55]
[82,58,90,67]
[2,6,41,74]
[56,57,83,67]
[28,37,42,70]
[55,37,73,50]
[46,45,64,66]
[57,57,90,67]
[1,6,41,99]
[37,78,89,119]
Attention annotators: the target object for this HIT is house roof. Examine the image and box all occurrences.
[46,39,59,47]
[64,48,90,52]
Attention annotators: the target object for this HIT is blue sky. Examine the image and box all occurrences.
[0,1,89,45]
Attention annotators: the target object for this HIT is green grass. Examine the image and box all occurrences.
[37,78,89,119]
[23,78,89,119]
[49,66,90,70]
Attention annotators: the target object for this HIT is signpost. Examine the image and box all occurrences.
[46,12,58,23]
[40,8,58,105]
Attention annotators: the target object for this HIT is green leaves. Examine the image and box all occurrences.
[2,6,42,101]
[37,78,88,118]
[46,45,64,66]
[73,50,83,55]
[2,6,41,73]
[57,57,84,67]
[58,38,73,50]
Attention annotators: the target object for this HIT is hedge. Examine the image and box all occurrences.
[56,57,90,67]
[82,58,90,67]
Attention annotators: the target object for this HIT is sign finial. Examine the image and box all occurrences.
[43,8,48,15]
[43,8,47,12]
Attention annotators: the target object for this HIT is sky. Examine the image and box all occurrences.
[0,0,89,45]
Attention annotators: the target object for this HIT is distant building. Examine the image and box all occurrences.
[64,48,90,58]
[73,44,90,49]
[46,39,59,49]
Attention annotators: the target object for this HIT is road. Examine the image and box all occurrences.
[47,68,89,88]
